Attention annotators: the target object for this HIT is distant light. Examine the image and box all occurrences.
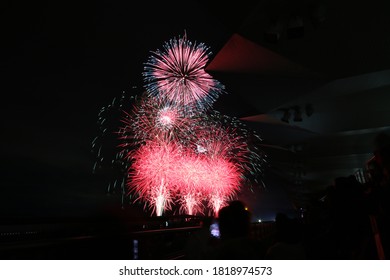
[133,239,139,259]
[210,222,220,238]
[245,207,248,211]
[258,219,262,223]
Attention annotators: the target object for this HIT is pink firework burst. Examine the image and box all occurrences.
[193,121,249,173]
[94,34,266,218]
[196,111,266,187]
[120,103,265,216]
[143,34,225,110]
[119,94,198,146]
[128,139,183,216]
[127,136,245,216]
[174,150,209,215]
[179,192,204,216]
[202,156,242,215]
[174,149,243,216]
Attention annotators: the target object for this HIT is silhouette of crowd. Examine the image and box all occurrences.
[184,132,390,260]
[185,200,266,259]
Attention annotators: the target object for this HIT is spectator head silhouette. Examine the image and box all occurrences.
[218,200,251,239]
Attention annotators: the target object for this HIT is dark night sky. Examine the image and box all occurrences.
[0,1,292,220]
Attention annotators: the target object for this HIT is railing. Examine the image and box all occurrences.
[0,216,203,260]
[0,217,276,260]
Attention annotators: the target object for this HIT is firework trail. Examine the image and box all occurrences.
[143,34,225,111]
[91,89,141,198]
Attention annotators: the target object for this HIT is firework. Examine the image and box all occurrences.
[127,134,247,216]
[193,110,265,186]
[201,156,242,215]
[92,89,141,198]
[173,144,244,216]
[143,34,225,111]
[127,139,182,215]
[179,192,204,216]
[194,121,248,162]
[119,93,199,146]
[92,35,266,218]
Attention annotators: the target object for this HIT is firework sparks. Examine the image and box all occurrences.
[143,34,225,111]
[127,136,246,216]
[203,157,242,215]
[119,93,199,146]
[195,123,248,162]
[127,139,181,215]
[180,192,203,216]
[174,149,243,216]
[92,89,140,199]
[196,110,266,189]
[93,35,266,218]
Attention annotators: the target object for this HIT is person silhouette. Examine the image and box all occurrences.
[211,200,266,259]
[184,216,218,259]
[265,212,307,260]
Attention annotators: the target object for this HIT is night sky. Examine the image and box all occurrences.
[0,1,292,220]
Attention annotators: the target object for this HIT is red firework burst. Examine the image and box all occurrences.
[172,150,242,215]
[201,156,242,215]
[128,139,182,215]
[127,136,244,216]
